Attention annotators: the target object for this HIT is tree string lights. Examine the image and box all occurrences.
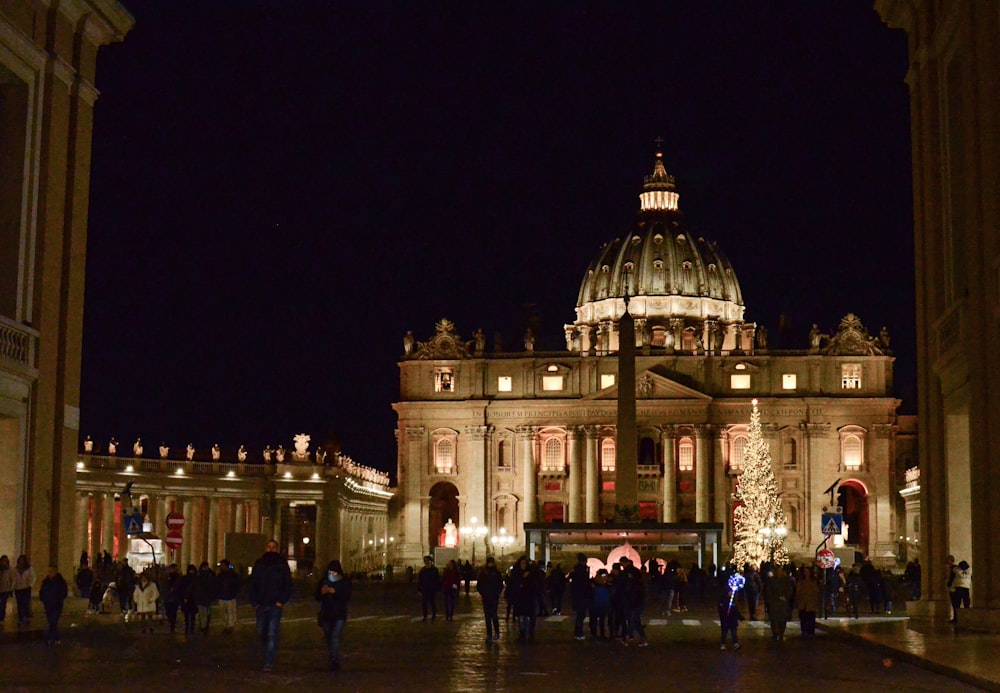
[731,399,788,568]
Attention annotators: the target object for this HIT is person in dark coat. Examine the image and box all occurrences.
[508,556,541,641]
[547,563,567,615]
[417,555,440,621]
[590,568,611,639]
[216,560,241,634]
[178,564,199,635]
[162,564,182,632]
[316,559,352,671]
[568,553,592,640]
[39,565,68,645]
[476,556,504,644]
[193,561,218,635]
[75,563,94,599]
[249,539,293,672]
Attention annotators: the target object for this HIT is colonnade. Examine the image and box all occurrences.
[74,491,264,569]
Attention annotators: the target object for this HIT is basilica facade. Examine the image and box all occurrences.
[393,153,910,568]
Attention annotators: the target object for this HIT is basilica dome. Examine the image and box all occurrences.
[566,152,748,354]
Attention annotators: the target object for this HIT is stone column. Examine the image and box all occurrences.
[714,428,729,527]
[695,425,711,523]
[235,500,246,533]
[584,426,600,522]
[661,426,676,522]
[517,426,537,523]
[89,494,102,563]
[248,499,260,535]
[181,498,194,568]
[76,493,90,565]
[567,426,583,522]
[207,499,219,566]
[463,425,488,522]
[102,492,115,558]
[314,503,324,564]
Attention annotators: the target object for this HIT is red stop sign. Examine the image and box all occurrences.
[165,512,185,531]
[164,531,183,550]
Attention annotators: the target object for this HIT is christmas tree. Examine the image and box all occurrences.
[731,399,787,568]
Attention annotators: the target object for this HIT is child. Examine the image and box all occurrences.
[718,572,747,650]
[88,578,104,614]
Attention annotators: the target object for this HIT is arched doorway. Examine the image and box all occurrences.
[428,482,460,550]
[838,481,869,555]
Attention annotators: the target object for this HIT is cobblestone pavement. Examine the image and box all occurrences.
[0,584,988,692]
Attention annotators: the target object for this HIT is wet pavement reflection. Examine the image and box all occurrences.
[0,583,991,692]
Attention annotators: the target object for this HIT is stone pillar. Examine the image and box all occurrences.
[463,425,488,523]
[102,492,115,558]
[695,426,711,523]
[89,494,102,564]
[661,426,676,522]
[248,499,260,535]
[207,499,219,566]
[314,502,324,564]
[567,426,584,522]
[517,426,537,523]
[584,426,600,522]
[615,306,639,509]
[235,500,246,533]
[714,428,729,527]
[181,498,194,568]
[76,493,90,565]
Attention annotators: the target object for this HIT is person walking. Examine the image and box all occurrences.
[763,565,795,640]
[316,559,352,671]
[249,539,293,673]
[508,556,540,642]
[589,568,611,639]
[193,561,218,635]
[441,559,460,621]
[717,572,747,650]
[417,555,440,621]
[162,564,182,632]
[13,554,35,627]
[216,559,241,634]
[133,571,160,633]
[796,566,821,636]
[568,553,592,640]
[179,564,199,635]
[950,560,972,625]
[476,557,504,644]
[38,564,68,645]
[116,561,135,617]
[0,555,13,624]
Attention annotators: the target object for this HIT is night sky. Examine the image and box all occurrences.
[81,2,914,477]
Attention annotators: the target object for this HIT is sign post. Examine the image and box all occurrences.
[165,513,185,554]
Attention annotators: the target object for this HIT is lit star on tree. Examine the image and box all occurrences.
[731,399,787,569]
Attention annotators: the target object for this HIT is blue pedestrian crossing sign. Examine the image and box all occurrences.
[123,509,143,536]
[821,513,843,535]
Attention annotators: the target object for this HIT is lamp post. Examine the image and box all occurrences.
[491,527,514,566]
[460,516,488,564]
[758,517,788,565]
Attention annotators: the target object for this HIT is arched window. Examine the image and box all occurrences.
[839,426,866,471]
[678,437,694,471]
[434,438,455,474]
[601,438,616,472]
[542,437,564,472]
[730,434,748,472]
[842,435,862,470]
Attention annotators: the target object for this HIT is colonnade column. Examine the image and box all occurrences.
[181,498,193,568]
[567,426,583,522]
[714,428,730,528]
[661,426,676,522]
[314,503,324,564]
[207,499,219,566]
[235,500,246,533]
[76,493,90,565]
[517,426,537,524]
[89,494,102,563]
[695,425,711,523]
[248,499,260,535]
[102,492,114,558]
[584,426,599,522]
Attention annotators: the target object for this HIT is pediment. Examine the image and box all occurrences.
[584,368,711,401]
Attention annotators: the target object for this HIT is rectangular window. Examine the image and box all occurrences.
[435,369,454,393]
[600,374,616,389]
[841,364,861,389]
[544,481,562,491]
[542,375,564,391]
[782,374,797,390]
[601,481,616,492]
[497,376,512,392]
[730,374,751,389]
[678,441,694,471]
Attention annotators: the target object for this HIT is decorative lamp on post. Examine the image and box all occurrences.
[460,516,489,564]
[491,527,514,564]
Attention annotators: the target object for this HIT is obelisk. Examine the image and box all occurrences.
[615,296,638,509]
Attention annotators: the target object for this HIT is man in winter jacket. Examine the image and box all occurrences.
[476,557,504,643]
[249,540,293,672]
[216,559,241,634]
[568,553,592,640]
[39,565,68,645]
